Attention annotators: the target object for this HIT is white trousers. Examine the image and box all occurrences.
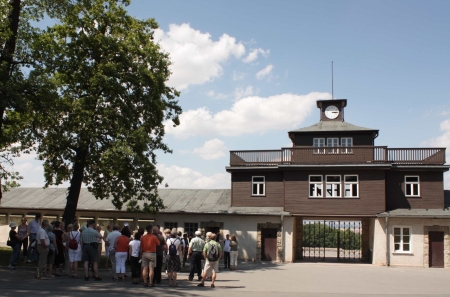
[230,251,238,266]
[115,251,128,274]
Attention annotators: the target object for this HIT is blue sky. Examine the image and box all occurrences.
[13,0,450,189]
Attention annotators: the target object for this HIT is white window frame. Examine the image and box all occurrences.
[393,226,412,253]
[344,175,359,198]
[405,176,420,197]
[313,138,325,154]
[327,138,339,154]
[325,175,341,198]
[341,137,353,154]
[309,175,323,198]
[252,176,265,196]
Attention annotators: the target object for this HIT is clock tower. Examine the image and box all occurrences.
[316,99,347,122]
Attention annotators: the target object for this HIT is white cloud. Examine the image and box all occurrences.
[242,48,270,63]
[232,71,246,81]
[165,91,331,139]
[157,164,229,189]
[154,23,246,90]
[234,85,254,100]
[192,139,228,160]
[206,90,228,100]
[256,64,273,80]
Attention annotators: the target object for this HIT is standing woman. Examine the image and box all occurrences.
[53,221,65,276]
[128,232,141,284]
[114,228,131,281]
[96,225,103,266]
[63,223,72,275]
[67,223,82,278]
[18,218,29,264]
[7,222,22,270]
[230,234,238,270]
[166,229,182,287]
[103,224,112,268]
[46,224,57,277]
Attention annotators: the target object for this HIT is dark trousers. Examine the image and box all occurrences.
[20,238,28,257]
[153,254,163,284]
[224,251,230,268]
[183,250,188,267]
[189,251,202,280]
[130,256,141,278]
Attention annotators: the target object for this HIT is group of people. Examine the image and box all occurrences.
[7,215,239,288]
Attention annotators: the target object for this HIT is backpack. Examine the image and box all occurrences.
[168,238,178,255]
[69,232,79,250]
[206,242,219,262]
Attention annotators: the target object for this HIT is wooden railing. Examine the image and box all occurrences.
[229,147,446,166]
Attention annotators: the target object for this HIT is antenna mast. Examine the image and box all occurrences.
[331,61,334,100]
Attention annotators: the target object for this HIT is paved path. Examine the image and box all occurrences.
[1,262,449,296]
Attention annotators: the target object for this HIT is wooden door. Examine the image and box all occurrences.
[261,228,277,261]
[429,231,444,268]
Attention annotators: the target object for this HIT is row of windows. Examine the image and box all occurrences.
[251,175,421,197]
[164,222,199,234]
[313,137,353,154]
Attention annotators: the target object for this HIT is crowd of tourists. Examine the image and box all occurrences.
[7,214,239,288]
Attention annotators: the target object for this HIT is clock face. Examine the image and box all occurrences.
[325,105,339,119]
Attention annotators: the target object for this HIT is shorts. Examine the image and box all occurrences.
[203,260,219,274]
[81,244,98,262]
[47,250,55,265]
[141,252,156,269]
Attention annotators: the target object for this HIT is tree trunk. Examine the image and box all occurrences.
[62,146,88,226]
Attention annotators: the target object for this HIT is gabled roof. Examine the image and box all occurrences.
[0,188,286,216]
[289,121,378,133]
[377,208,450,218]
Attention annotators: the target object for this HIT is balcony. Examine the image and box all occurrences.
[229,146,446,166]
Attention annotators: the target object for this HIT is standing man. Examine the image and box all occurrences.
[80,220,103,281]
[36,219,50,279]
[182,233,189,267]
[153,225,167,285]
[223,234,231,269]
[140,225,160,287]
[105,225,121,280]
[27,214,41,262]
[188,231,205,281]
[197,233,222,288]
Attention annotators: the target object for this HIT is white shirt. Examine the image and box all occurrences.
[106,230,121,249]
[166,238,181,256]
[37,227,50,246]
[129,240,141,257]
[223,239,231,252]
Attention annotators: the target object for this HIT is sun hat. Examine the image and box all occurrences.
[9,222,17,228]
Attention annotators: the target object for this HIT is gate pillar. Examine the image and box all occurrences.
[362,218,370,263]
[295,217,303,260]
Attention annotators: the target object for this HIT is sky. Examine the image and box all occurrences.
[11,0,450,190]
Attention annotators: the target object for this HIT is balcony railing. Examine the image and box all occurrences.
[229,146,446,166]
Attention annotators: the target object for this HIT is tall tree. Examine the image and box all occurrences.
[32,0,181,224]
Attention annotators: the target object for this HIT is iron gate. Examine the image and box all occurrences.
[302,220,362,261]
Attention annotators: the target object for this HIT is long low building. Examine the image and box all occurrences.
[0,187,295,262]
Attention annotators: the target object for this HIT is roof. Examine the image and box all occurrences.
[289,121,378,133]
[377,208,450,218]
[0,188,286,216]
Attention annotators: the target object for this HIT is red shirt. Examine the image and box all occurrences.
[140,233,160,253]
[115,236,130,252]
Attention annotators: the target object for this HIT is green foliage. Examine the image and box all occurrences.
[303,222,361,250]
[31,0,181,213]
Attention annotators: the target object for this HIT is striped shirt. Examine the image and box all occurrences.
[81,227,102,244]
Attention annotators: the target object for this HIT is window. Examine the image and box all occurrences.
[184,223,198,235]
[405,176,420,196]
[327,138,339,154]
[344,175,358,197]
[164,222,178,230]
[309,175,323,197]
[326,175,341,197]
[252,176,265,196]
[341,137,353,153]
[313,138,325,154]
[394,227,411,252]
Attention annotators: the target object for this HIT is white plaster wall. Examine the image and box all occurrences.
[283,216,295,263]
[372,217,450,267]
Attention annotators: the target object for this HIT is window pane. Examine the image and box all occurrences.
[352,184,358,196]
[327,176,340,182]
[406,185,411,196]
[403,228,409,235]
[310,176,322,182]
[406,176,419,182]
[403,244,410,251]
[317,185,322,196]
[394,228,400,235]
[259,184,264,195]
[253,184,258,195]
[403,235,409,243]
[253,177,264,182]
[345,184,350,197]
[335,184,340,196]
[413,184,419,195]
[345,176,358,182]
[310,184,315,196]
[395,243,400,250]
[394,235,401,243]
